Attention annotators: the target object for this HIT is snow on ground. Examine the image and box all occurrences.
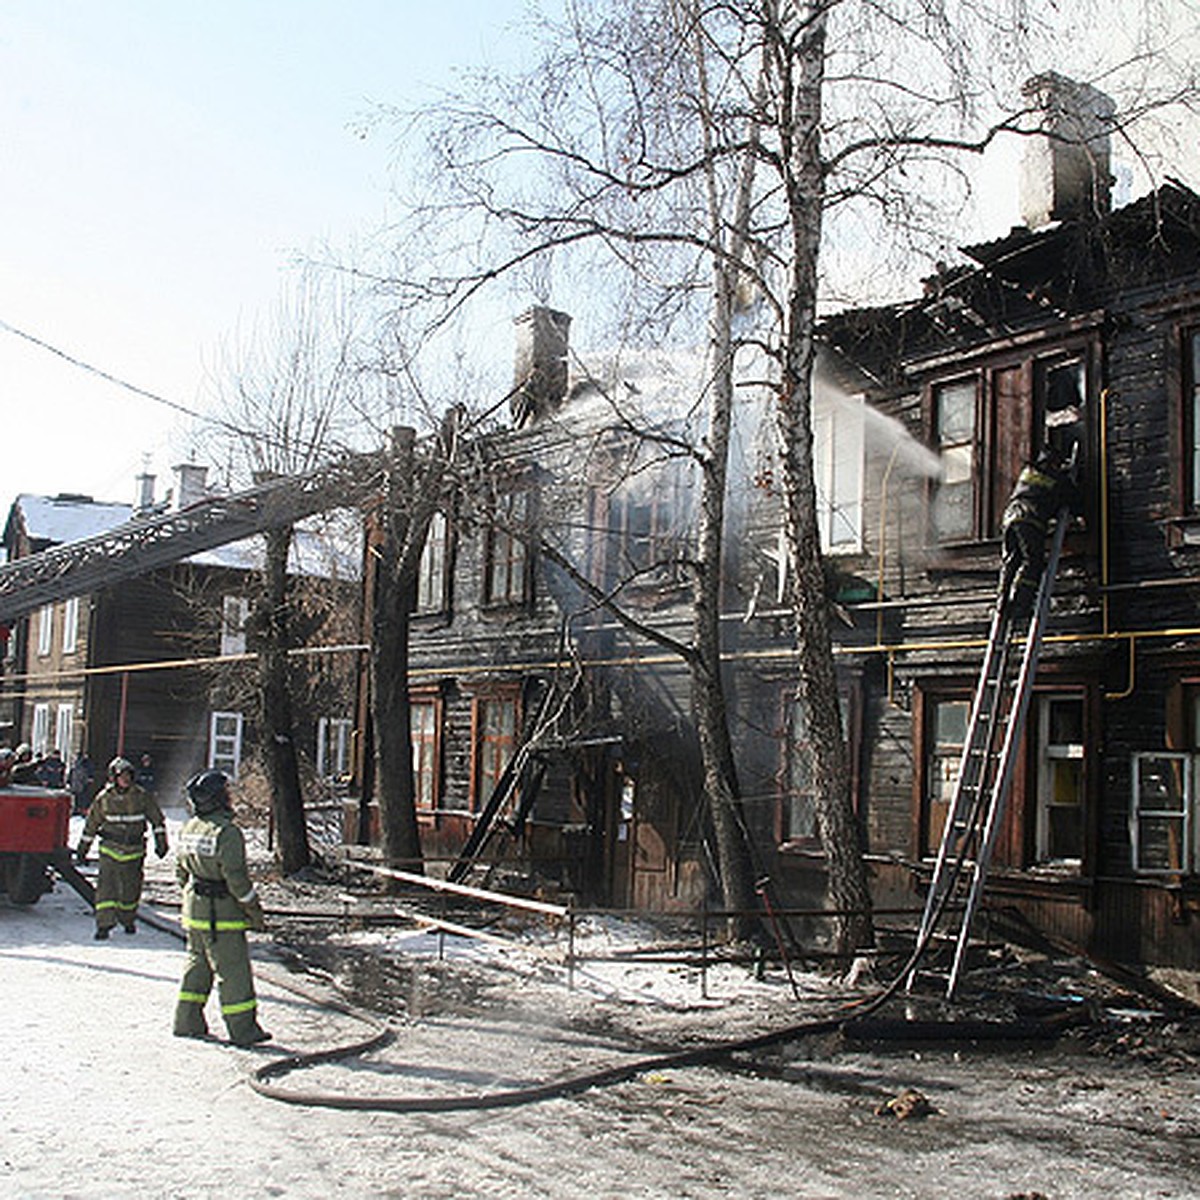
[3,812,1200,1198]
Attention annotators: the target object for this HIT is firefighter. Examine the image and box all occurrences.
[173,769,270,1046]
[11,743,39,784]
[999,445,1080,621]
[76,756,168,938]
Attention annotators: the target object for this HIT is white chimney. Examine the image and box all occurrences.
[133,472,156,515]
[173,463,209,510]
[1020,73,1116,229]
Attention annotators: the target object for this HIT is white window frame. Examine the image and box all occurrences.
[31,703,50,755]
[62,596,80,654]
[813,386,864,553]
[220,596,250,657]
[316,717,352,779]
[1130,752,1192,876]
[37,604,54,656]
[55,705,73,759]
[208,710,244,778]
[416,510,449,613]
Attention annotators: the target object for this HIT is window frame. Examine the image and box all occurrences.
[468,686,521,814]
[1130,751,1191,876]
[483,488,532,608]
[37,603,54,657]
[62,596,80,655]
[316,716,353,780]
[1033,693,1087,867]
[410,690,443,813]
[220,595,250,657]
[208,710,244,778]
[415,510,451,615]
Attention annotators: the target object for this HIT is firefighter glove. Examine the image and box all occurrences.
[154,830,168,859]
[75,840,91,864]
[243,898,268,933]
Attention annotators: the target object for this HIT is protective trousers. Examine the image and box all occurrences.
[1000,516,1046,620]
[94,844,146,932]
[173,925,261,1043]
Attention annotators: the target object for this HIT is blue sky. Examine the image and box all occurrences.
[0,1,533,511]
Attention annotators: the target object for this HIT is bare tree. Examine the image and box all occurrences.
[204,269,370,875]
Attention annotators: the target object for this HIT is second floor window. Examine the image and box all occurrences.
[932,379,977,542]
[37,604,54,656]
[62,596,80,654]
[484,491,530,606]
[221,596,250,656]
[416,511,449,614]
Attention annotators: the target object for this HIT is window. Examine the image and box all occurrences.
[484,491,530,606]
[37,604,54,656]
[781,699,819,846]
[411,696,441,811]
[416,511,450,614]
[1186,329,1200,514]
[470,690,519,811]
[316,717,352,780]
[932,380,977,542]
[55,705,73,758]
[62,597,80,654]
[1034,695,1085,864]
[813,388,864,551]
[930,351,1089,545]
[220,596,250,656]
[209,711,244,778]
[32,703,50,755]
[1130,753,1189,875]
[923,698,970,857]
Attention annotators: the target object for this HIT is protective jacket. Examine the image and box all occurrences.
[173,809,268,1044]
[79,781,166,932]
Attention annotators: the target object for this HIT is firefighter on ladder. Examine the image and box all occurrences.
[998,444,1080,621]
[172,769,270,1046]
[76,755,168,939]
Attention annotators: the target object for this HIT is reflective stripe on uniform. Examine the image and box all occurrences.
[178,990,209,1004]
[182,915,248,932]
[221,998,258,1016]
[104,813,146,824]
[95,899,138,912]
[99,844,145,863]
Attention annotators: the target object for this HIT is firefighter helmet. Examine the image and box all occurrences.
[15,743,32,762]
[186,769,231,815]
[108,755,134,781]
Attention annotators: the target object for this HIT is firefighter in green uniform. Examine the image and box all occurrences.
[76,755,168,939]
[172,769,271,1045]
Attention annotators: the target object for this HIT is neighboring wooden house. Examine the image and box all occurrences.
[354,75,1200,973]
[2,465,359,807]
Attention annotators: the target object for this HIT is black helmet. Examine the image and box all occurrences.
[186,769,230,815]
[108,755,134,781]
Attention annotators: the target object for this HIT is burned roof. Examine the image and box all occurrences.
[820,180,1200,385]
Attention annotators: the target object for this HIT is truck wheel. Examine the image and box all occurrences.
[5,854,49,905]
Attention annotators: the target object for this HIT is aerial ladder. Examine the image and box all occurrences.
[0,451,384,623]
[907,498,1073,999]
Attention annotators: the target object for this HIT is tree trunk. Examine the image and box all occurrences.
[369,550,424,874]
[776,3,874,955]
[257,524,310,875]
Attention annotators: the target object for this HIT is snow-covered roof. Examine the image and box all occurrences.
[15,493,132,545]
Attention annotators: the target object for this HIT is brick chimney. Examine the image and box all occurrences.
[511,306,571,427]
[1020,73,1116,229]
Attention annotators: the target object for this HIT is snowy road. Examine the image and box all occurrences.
[4,855,1200,1198]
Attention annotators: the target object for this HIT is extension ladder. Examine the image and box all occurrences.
[908,505,1071,998]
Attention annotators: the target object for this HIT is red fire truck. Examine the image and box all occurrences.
[0,784,90,906]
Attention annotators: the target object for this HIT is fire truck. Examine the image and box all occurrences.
[0,783,87,905]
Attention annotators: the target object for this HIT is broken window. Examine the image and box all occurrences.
[930,347,1090,546]
[416,511,450,614]
[1130,752,1189,875]
[470,689,519,812]
[484,490,531,606]
[1034,694,1085,865]
[410,694,441,811]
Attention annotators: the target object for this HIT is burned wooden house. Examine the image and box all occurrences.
[355,76,1200,972]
